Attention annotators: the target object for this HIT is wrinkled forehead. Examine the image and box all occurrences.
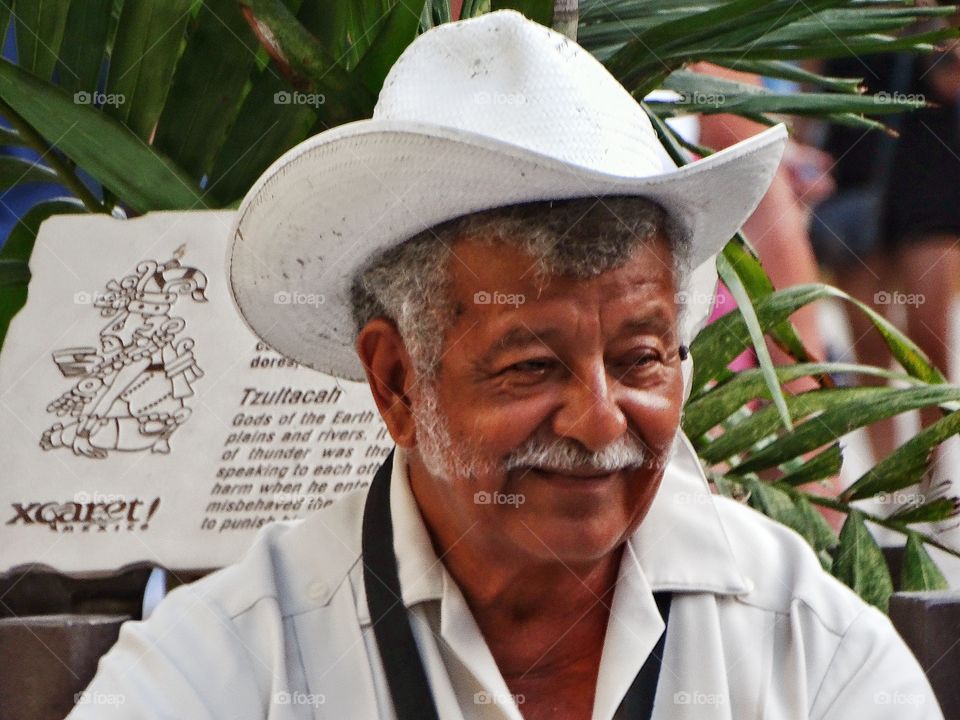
[446,225,679,286]
[448,219,684,270]
[444,233,681,335]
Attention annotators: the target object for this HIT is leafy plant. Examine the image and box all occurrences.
[0,0,957,609]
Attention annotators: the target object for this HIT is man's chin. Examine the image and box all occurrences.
[494,507,634,566]
[492,469,661,564]
[521,531,628,567]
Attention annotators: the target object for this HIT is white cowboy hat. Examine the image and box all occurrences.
[227,9,787,386]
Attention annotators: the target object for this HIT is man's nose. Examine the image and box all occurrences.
[551,360,627,453]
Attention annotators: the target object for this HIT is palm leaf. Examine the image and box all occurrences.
[152,0,262,181]
[204,64,317,206]
[104,0,195,141]
[901,532,949,592]
[56,0,113,98]
[0,58,202,212]
[728,386,960,475]
[682,362,913,440]
[690,283,947,394]
[716,249,794,429]
[493,0,553,25]
[698,386,895,465]
[237,0,376,123]
[351,0,428,95]
[845,411,960,501]
[14,0,72,82]
[833,510,894,611]
[778,443,844,488]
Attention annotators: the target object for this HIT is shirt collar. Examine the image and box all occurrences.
[629,431,753,595]
[355,432,750,625]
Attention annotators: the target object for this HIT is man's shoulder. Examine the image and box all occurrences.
[65,492,371,719]
[187,488,368,621]
[710,496,943,718]
[711,494,871,636]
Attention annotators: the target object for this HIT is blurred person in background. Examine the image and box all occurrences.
[809,12,960,468]
[694,63,832,378]
[692,62,844,528]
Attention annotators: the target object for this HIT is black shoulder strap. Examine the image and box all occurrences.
[361,450,441,720]
[616,591,672,718]
[361,450,671,720]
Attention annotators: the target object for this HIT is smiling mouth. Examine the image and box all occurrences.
[530,467,621,483]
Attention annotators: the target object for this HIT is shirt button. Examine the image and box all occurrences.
[307,581,326,601]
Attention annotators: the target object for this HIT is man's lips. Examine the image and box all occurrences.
[526,466,622,487]
[535,466,617,478]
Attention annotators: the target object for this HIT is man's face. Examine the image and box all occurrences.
[410,231,685,565]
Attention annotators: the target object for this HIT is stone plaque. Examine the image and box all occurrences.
[0,211,388,575]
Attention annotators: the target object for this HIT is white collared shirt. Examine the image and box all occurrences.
[68,436,943,719]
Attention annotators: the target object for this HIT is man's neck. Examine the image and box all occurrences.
[449,542,622,680]
[406,462,623,679]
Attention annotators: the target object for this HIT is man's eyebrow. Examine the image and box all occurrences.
[615,314,675,339]
[480,314,675,363]
[481,326,559,363]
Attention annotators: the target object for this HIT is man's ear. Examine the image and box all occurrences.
[356,318,418,448]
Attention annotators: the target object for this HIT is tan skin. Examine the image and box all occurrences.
[356,232,685,720]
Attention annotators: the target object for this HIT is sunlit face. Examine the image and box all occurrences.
[409,232,685,565]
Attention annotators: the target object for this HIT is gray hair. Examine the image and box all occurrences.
[349,196,689,379]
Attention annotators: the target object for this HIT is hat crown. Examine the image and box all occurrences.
[374,10,665,177]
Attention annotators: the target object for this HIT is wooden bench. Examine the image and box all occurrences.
[0,568,206,720]
[890,591,960,719]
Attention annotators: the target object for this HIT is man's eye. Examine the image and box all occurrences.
[617,353,661,375]
[506,359,554,374]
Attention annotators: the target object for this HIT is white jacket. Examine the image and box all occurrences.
[67,437,943,719]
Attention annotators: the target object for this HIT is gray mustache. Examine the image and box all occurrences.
[504,433,649,475]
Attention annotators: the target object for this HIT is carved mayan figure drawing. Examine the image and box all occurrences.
[40,249,208,459]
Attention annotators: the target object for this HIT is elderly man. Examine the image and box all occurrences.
[68,10,941,720]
